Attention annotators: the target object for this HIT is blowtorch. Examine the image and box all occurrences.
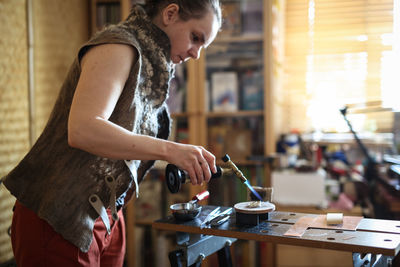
[165,154,262,200]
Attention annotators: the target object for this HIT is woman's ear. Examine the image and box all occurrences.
[162,3,180,25]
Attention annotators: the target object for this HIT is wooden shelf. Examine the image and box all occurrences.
[214,33,263,43]
[216,159,266,166]
[135,219,155,226]
[90,0,131,35]
[95,0,119,3]
[301,132,394,148]
[172,110,264,118]
[206,110,263,118]
[170,112,189,119]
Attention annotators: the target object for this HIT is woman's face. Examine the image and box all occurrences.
[160,5,220,64]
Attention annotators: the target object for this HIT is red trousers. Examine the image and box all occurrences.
[11,200,126,267]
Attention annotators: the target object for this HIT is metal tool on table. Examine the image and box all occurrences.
[199,206,220,227]
[200,207,233,228]
[209,207,233,227]
[170,190,210,221]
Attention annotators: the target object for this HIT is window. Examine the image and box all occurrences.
[284,0,399,133]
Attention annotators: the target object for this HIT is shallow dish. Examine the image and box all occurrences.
[170,203,202,221]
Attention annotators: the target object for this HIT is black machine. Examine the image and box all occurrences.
[340,107,380,183]
[340,106,400,219]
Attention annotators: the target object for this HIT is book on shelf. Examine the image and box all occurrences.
[241,70,264,110]
[167,63,186,113]
[241,0,263,34]
[208,125,229,158]
[134,172,162,222]
[176,127,189,144]
[205,79,210,112]
[225,128,253,160]
[255,165,265,188]
[234,56,263,68]
[235,167,249,202]
[220,1,241,36]
[206,57,232,68]
[96,2,121,29]
[166,75,184,114]
[211,71,238,112]
[171,118,189,143]
[208,42,262,60]
[169,118,178,142]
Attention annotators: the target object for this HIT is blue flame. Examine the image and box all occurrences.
[244,180,263,201]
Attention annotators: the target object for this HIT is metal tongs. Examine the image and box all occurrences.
[200,207,233,228]
[200,207,220,228]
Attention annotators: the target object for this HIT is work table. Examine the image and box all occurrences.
[153,205,400,267]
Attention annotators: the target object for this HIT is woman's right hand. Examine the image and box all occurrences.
[165,142,216,186]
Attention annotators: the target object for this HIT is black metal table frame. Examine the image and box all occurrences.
[153,206,400,267]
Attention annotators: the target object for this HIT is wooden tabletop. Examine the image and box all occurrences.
[153,205,400,256]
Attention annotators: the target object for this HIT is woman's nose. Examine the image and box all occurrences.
[189,46,201,60]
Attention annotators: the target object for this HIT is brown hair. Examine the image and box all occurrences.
[144,0,222,27]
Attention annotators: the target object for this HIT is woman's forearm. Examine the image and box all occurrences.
[68,115,171,161]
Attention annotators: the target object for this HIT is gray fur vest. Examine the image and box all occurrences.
[3,5,174,252]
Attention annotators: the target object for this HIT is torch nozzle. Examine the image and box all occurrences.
[222,154,248,183]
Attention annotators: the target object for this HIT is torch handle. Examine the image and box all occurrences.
[165,164,223,193]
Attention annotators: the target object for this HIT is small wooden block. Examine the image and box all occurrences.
[234,201,275,214]
[326,213,343,225]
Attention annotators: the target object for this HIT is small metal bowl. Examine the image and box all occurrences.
[170,203,202,221]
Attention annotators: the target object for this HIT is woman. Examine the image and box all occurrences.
[3,0,222,266]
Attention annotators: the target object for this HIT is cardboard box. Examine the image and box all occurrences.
[272,169,326,206]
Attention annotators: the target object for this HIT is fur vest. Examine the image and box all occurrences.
[3,5,174,252]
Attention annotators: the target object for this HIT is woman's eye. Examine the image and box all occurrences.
[192,34,200,42]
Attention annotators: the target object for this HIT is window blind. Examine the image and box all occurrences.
[284,0,398,132]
